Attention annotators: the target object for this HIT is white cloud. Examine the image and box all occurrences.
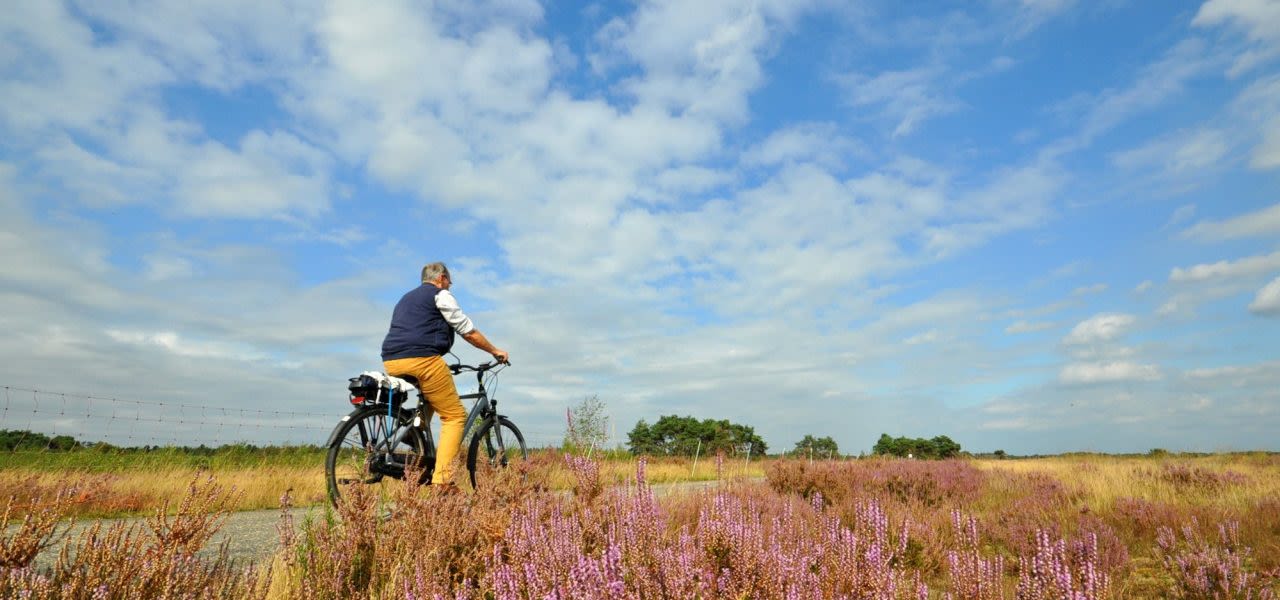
[1193,0,1280,76]
[1186,360,1280,379]
[1254,118,1280,169]
[1168,205,1197,227]
[922,163,1062,257]
[741,123,865,169]
[1073,283,1108,296]
[1181,203,1280,241]
[1011,0,1078,37]
[143,255,196,281]
[1112,129,1228,173]
[904,330,940,345]
[1006,320,1054,334]
[105,329,269,362]
[593,0,811,124]
[1059,361,1162,384]
[1046,38,1222,157]
[1249,276,1280,316]
[1220,74,1280,171]
[74,0,322,92]
[1063,313,1136,345]
[1169,250,1280,282]
[1135,280,1154,293]
[838,66,961,137]
[1,4,334,221]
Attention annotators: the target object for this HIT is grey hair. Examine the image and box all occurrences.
[421,262,449,284]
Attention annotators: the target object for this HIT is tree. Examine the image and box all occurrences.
[626,415,767,458]
[0,429,81,451]
[872,433,963,459]
[564,395,610,453]
[791,435,839,458]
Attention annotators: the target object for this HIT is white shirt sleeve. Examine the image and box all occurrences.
[435,290,476,335]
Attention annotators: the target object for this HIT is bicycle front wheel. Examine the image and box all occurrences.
[466,416,527,489]
[326,405,430,507]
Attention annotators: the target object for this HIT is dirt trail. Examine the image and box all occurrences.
[28,478,737,569]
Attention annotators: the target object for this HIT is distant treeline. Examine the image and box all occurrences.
[0,429,321,454]
[0,429,81,451]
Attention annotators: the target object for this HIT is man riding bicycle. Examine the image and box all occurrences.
[381,262,509,488]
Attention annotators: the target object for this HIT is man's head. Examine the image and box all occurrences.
[421,262,451,290]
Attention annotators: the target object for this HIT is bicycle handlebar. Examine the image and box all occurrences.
[449,360,509,375]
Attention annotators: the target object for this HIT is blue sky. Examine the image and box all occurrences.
[1,0,1277,455]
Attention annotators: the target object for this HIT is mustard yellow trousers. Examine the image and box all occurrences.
[383,355,465,485]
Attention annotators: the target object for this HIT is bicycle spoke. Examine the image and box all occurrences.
[467,417,527,489]
[326,406,430,507]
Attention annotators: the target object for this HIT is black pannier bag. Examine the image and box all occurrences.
[348,374,409,407]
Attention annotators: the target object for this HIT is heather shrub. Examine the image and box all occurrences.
[485,457,933,599]
[1074,514,1130,577]
[0,474,261,599]
[1155,518,1277,599]
[293,454,554,599]
[1112,497,1184,538]
[1016,530,1111,600]
[944,511,1006,600]
[1150,464,1251,491]
[984,471,1077,563]
[766,458,986,508]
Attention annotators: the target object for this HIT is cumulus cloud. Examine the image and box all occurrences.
[1063,313,1136,345]
[0,5,333,220]
[1249,276,1280,316]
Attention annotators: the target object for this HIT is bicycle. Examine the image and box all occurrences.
[324,360,527,507]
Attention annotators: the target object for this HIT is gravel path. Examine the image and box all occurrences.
[28,478,736,570]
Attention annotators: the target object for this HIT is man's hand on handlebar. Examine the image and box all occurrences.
[491,349,510,365]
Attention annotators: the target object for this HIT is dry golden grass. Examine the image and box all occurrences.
[545,453,768,488]
[0,452,768,517]
[0,466,328,517]
[972,453,1280,511]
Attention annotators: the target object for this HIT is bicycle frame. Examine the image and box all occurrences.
[343,364,504,465]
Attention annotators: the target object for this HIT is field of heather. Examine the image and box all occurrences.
[3,453,1278,598]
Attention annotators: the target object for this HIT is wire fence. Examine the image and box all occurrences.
[0,385,566,454]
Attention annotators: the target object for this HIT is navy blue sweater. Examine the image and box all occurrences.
[381,284,455,361]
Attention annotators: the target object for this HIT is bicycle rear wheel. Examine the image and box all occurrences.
[326,405,431,507]
[466,416,527,489]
